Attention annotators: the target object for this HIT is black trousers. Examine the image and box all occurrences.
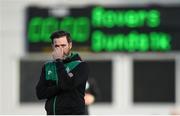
[46,107,86,115]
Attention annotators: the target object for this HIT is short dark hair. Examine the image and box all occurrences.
[50,30,72,43]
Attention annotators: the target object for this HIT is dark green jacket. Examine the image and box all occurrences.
[36,53,89,115]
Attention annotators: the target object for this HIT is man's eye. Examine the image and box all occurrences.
[55,45,59,48]
[61,45,66,47]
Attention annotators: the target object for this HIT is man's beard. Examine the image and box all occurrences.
[63,51,71,60]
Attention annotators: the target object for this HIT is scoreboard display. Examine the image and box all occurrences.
[26,5,180,53]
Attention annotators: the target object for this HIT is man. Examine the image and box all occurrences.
[36,30,89,115]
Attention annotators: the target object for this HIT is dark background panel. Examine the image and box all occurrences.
[20,60,44,103]
[133,60,175,103]
[87,60,112,102]
[20,59,112,103]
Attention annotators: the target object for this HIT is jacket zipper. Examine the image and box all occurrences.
[53,96,57,115]
[53,64,58,115]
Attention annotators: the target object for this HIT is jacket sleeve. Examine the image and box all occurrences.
[55,61,89,90]
[86,78,101,101]
[36,65,60,99]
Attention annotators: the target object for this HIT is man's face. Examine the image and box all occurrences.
[52,36,72,57]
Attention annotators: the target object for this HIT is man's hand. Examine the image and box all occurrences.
[52,46,64,60]
[84,93,95,105]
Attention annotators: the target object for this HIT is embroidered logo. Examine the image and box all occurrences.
[68,73,73,78]
[48,70,52,75]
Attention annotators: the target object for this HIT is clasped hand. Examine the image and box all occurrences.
[52,46,64,60]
